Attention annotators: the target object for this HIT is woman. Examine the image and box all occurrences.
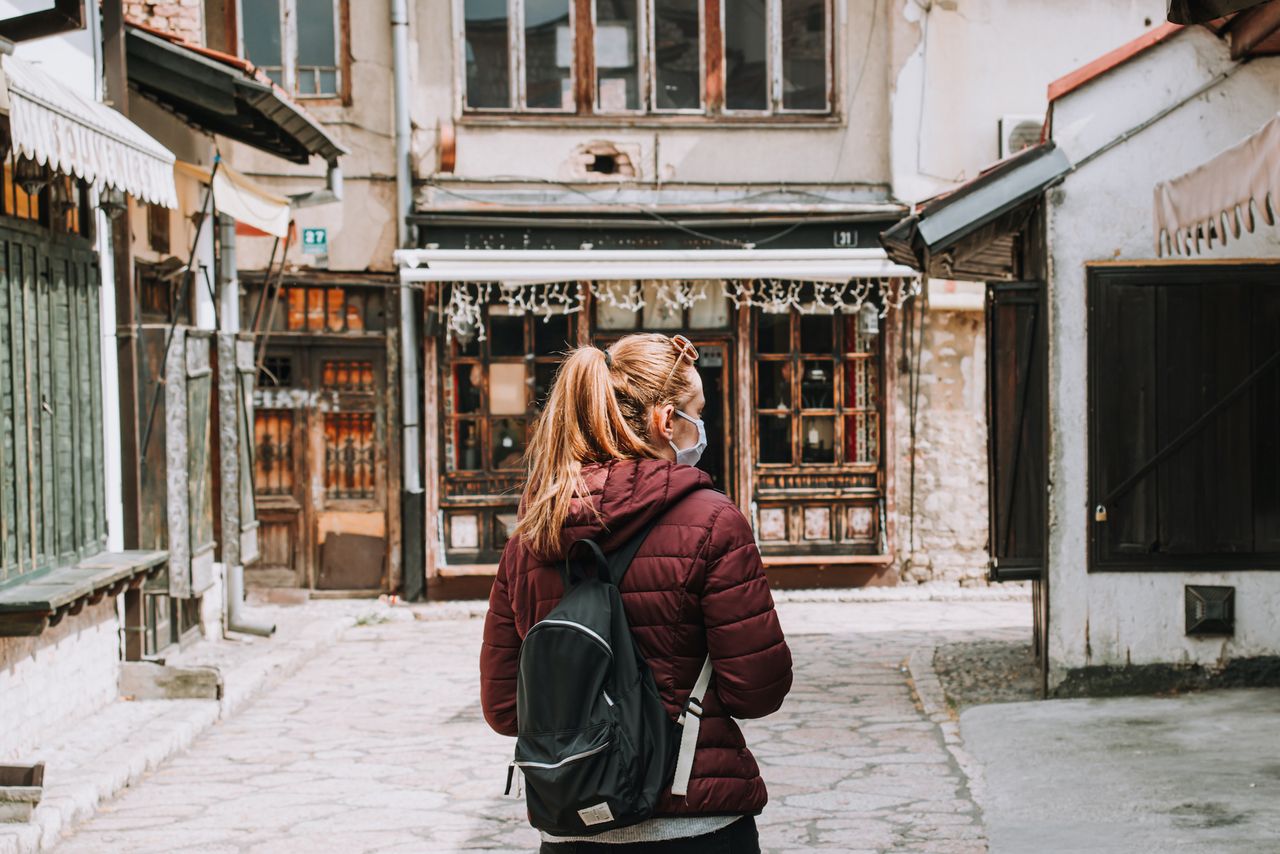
[480,333,793,853]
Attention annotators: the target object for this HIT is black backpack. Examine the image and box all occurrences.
[505,522,712,836]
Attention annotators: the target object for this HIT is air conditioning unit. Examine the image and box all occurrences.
[999,114,1045,159]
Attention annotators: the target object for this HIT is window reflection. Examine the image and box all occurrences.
[781,0,827,110]
[596,0,641,110]
[465,0,512,108]
[525,0,573,109]
[724,0,768,110]
[759,415,791,464]
[653,0,701,110]
[492,419,528,469]
[801,415,835,464]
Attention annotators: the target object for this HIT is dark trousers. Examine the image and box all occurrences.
[539,816,759,854]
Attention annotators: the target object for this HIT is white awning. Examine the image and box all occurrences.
[2,54,177,208]
[1154,112,1280,256]
[175,160,290,238]
[394,248,918,283]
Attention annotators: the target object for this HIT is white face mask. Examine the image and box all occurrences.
[670,410,707,467]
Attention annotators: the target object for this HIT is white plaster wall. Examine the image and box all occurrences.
[227,0,398,272]
[1046,27,1280,683]
[0,602,121,761]
[889,0,1165,204]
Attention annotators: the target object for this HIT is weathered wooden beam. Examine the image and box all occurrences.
[1229,0,1280,57]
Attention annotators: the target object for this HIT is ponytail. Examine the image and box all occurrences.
[514,333,696,558]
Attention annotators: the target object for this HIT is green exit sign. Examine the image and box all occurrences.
[302,227,328,253]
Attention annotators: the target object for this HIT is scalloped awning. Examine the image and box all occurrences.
[1154,112,1280,256]
[2,53,177,208]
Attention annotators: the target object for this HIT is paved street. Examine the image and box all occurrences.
[52,601,1029,854]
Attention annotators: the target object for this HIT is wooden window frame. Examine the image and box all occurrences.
[442,302,576,479]
[439,301,576,564]
[456,0,834,119]
[1087,264,1280,573]
[235,0,352,105]
[751,308,882,472]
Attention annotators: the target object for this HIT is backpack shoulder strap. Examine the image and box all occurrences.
[605,518,658,588]
[671,654,713,797]
[562,518,657,588]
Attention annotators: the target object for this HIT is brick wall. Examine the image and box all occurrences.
[127,0,203,44]
[0,600,121,761]
[893,309,991,585]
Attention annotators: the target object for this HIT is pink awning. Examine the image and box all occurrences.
[1154,112,1280,256]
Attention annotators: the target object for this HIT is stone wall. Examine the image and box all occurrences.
[892,308,990,585]
[126,1,202,44]
[0,600,121,761]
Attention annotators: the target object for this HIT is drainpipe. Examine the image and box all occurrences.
[392,0,425,598]
[218,215,275,637]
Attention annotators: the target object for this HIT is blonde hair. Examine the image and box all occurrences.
[515,333,697,558]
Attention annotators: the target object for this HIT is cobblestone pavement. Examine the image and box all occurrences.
[53,600,1029,854]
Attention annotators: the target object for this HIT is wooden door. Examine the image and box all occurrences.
[311,348,387,590]
[252,344,389,590]
[986,281,1048,694]
[251,346,308,587]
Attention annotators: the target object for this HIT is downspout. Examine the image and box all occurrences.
[392,0,425,598]
[218,213,274,637]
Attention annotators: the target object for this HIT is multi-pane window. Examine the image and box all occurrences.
[241,0,344,98]
[462,0,831,115]
[444,303,575,474]
[754,307,879,467]
[241,283,387,334]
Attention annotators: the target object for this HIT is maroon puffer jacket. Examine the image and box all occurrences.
[480,458,792,817]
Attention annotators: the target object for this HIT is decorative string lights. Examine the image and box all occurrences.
[439,278,922,343]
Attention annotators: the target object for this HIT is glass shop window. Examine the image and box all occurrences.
[754,303,880,468]
[443,301,576,474]
[240,0,344,98]
[462,0,831,115]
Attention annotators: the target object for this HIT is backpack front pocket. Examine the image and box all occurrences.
[515,720,634,834]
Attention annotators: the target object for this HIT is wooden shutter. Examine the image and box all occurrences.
[986,282,1047,581]
[236,338,260,564]
[165,329,216,597]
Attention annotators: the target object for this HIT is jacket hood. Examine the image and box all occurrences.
[554,458,713,558]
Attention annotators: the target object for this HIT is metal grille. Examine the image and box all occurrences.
[254,410,294,495]
[322,359,375,391]
[324,412,376,499]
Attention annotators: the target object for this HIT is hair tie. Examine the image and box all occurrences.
[600,347,613,369]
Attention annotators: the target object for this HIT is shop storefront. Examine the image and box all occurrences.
[397,216,919,595]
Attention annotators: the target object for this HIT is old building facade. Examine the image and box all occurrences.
[117,0,1165,598]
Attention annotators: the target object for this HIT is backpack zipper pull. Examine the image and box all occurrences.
[505,762,522,797]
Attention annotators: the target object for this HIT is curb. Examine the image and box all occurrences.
[0,604,375,854]
[904,644,989,815]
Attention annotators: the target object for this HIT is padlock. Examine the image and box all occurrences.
[1094,504,1108,522]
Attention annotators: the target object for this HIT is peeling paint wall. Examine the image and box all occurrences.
[412,0,895,190]
[889,0,1165,204]
[893,307,989,585]
[225,0,399,273]
[1046,28,1280,684]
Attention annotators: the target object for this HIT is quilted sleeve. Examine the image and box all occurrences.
[698,504,793,719]
[479,553,521,736]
